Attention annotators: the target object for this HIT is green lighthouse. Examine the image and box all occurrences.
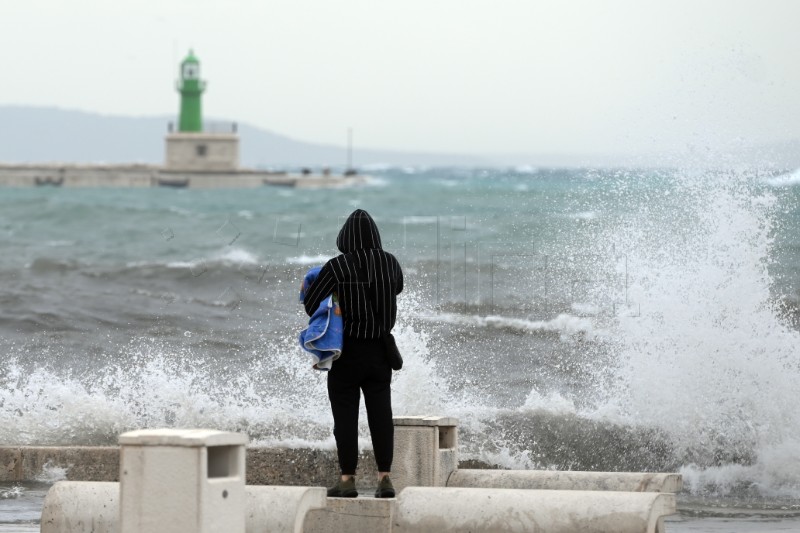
[177,50,205,132]
[166,50,239,173]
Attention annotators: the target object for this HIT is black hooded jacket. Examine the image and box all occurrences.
[303,210,403,339]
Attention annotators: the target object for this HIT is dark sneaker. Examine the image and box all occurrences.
[327,477,358,498]
[375,476,395,498]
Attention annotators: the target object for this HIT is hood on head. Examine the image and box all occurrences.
[336,209,383,253]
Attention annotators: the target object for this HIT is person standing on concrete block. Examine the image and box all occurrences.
[303,209,404,498]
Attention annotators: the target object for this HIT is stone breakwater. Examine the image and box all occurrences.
[0,164,367,188]
[0,446,490,489]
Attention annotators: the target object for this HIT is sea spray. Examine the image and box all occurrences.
[0,301,454,449]
[594,169,800,497]
[0,336,331,446]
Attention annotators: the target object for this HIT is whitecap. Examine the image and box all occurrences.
[364,176,390,187]
[764,169,800,187]
[216,248,259,265]
[285,254,330,266]
[421,312,597,339]
[168,206,191,216]
[401,216,439,225]
[514,165,538,174]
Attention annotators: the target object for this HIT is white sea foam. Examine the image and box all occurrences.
[424,312,597,339]
[0,302,453,451]
[35,462,68,483]
[680,439,800,498]
[523,389,577,414]
[513,165,538,174]
[0,342,331,446]
[0,485,24,499]
[555,211,598,220]
[401,216,439,225]
[140,251,258,270]
[285,254,330,266]
[764,168,800,187]
[165,260,197,269]
[216,248,259,265]
[363,176,390,187]
[570,302,600,316]
[168,206,191,216]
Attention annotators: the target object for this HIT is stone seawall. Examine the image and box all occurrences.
[0,446,490,489]
[0,164,157,187]
[0,164,367,188]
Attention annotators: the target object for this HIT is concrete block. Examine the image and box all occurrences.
[393,416,459,427]
[246,486,326,533]
[165,133,239,171]
[394,487,676,533]
[40,482,119,533]
[392,416,459,491]
[118,428,248,447]
[393,426,436,490]
[304,497,396,533]
[40,483,327,533]
[119,429,247,533]
[447,469,683,493]
[438,449,458,488]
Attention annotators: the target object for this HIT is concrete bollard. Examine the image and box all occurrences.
[448,469,683,493]
[40,482,327,533]
[394,487,676,533]
[119,429,247,533]
[392,416,458,491]
[41,482,119,533]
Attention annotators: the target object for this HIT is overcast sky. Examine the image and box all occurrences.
[2,0,798,159]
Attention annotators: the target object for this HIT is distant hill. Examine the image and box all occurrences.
[2,106,798,169]
[0,106,489,168]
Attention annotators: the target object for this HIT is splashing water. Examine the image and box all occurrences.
[591,170,800,498]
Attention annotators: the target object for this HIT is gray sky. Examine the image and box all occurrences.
[2,0,799,158]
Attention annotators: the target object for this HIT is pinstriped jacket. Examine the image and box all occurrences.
[303,209,403,339]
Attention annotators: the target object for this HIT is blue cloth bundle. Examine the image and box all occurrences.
[298,266,343,370]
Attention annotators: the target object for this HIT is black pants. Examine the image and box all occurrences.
[327,336,393,475]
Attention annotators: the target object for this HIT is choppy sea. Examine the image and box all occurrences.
[2,166,800,530]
